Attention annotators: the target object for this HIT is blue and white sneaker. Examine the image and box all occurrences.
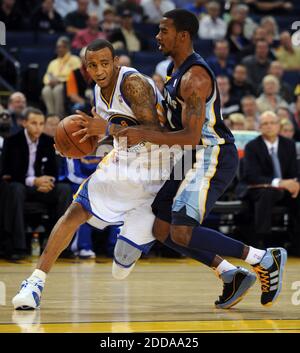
[12,278,44,310]
[252,247,287,306]
[215,267,256,309]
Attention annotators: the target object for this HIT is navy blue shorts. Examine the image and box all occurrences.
[152,143,238,226]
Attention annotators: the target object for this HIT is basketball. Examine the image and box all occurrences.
[54,115,98,158]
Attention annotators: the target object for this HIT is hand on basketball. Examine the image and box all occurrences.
[115,127,145,146]
[71,108,107,143]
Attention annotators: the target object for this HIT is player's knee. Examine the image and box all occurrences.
[112,239,141,279]
[170,226,191,247]
[152,218,170,242]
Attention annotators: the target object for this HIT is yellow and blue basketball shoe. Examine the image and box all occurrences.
[12,278,44,310]
[252,247,287,306]
[215,267,256,309]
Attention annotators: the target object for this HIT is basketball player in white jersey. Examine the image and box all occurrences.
[12,39,180,310]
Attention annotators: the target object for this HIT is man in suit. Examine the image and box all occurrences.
[1,107,72,260]
[243,110,300,252]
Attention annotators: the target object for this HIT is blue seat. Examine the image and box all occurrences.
[131,51,165,76]
[194,39,214,59]
[282,71,300,90]
[6,31,35,48]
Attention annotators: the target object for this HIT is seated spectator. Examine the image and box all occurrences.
[88,0,111,22]
[44,114,60,137]
[142,0,175,24]
[206,40,235,77]
[54,0,77,18]
[230,64,255,103]
[0,108,12,152]
[241,95,260,130]
[118,54,132,67]
[42,36,81,117]
[198,1,227,40]
[280,118,295,140]
[183,0,207,18]
[276,106,292,123]
[100,8,119,38]
[256,75,288,113]
[225,19,248,57]
[66,47,93,114]
[275,32,300,71]
[0,0,23,30]
[216,75,239,119]
[260,16,279,43]
[229,3,257,41]
[7,92,27,135]
[72,13,106,49]
[1,107,72,260]
[64,0,89,34]
[31,0,65,33]
[242,39,271,94]
[244,115,257,131]
[242,110,300,252]
[229,113,246,131]
[109,9,147,52]
[268,61,294,103]
[116,0,145,23]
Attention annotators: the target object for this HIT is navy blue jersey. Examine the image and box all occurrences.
[163,52,234,145]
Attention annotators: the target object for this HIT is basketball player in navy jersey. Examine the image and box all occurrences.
[116,9,287,308]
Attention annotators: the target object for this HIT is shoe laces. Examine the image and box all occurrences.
[253,265,270,292]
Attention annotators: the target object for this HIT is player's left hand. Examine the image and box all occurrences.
[115,127,145,146]
[72,108,107,143]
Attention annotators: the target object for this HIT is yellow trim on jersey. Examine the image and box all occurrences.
[73,175,91,200]
[99,76,118,109]
[165,75,172,83]
[108,114,139,125]
[198,145,220,224]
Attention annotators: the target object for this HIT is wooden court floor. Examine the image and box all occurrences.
[0,257,300,333]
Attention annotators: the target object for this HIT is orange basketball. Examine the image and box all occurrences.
[54,115,98,158]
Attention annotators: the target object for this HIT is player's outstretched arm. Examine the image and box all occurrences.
[116,66,212,147]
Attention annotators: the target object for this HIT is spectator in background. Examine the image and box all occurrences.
[229,3,256,41]
[183,0,207,18]
[64,0,89,35]
[217,75,239,119]
[225,19,248,57]
[142,0,175,24]
[72,13,106,49]
[229,113,246,131]
[1,108,72,260]
[31,0,65,33]
[152,73,164,94]
[206,40,235,78]
[260,16,279,43]
[275,32,300,71]
[242,39,271,94]
[0,108,12,153]
[117,0,145,23]
[291,95,300,141]
[0,0,23,31]
[42,36,81,117]
[44,114,60,138]
[230,64,255,103]
[256,75,288,114]
[88,0,111,22]
[110,9,147,52]
[66,47,93,114]
[280,118,295,140]
[155,57,172,79]
[268,61,294,103]
[276,106,292,123]
[242,110,300,252]
[118,54,132,67]
[7,92,27,135]
[241,95,260,130]
[100,8,119,38]
[54,0,77,18]
[248,0,293,16]
[198,1,227,40]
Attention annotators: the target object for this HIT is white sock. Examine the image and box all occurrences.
[29,269,47,282]
[215,260,237,276]
[245,246,266,265]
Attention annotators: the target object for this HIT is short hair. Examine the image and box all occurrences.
[57,36,71,49]
[259,110,279,123]
[163,9,199,39]
[23,107,44,120]
[86,39,115,58]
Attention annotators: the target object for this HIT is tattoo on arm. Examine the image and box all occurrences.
[185,91,203,121]
[122,74,161,129]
